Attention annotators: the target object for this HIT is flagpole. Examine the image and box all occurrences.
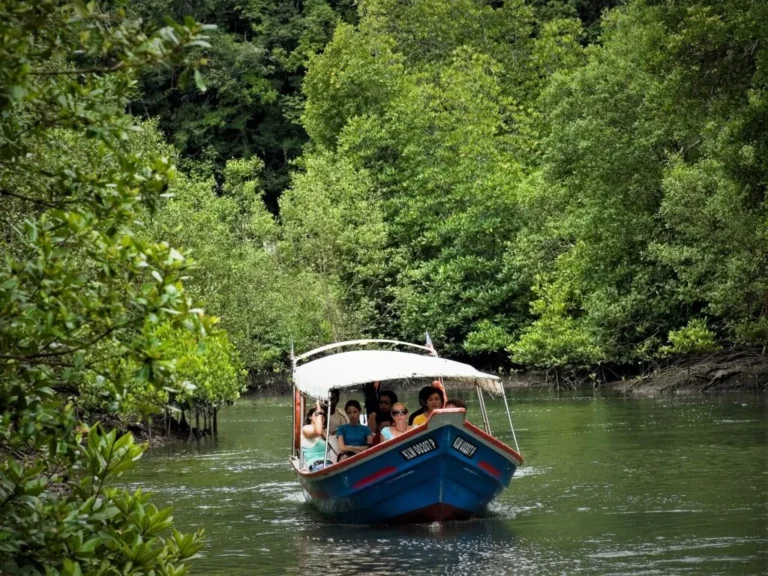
[425,331,446,395]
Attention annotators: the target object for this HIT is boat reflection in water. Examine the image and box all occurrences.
[290,339,524,524]
[292,518,520,575]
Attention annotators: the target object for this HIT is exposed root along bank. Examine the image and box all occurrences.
[610,349,768,395]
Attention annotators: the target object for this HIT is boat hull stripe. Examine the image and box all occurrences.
[478,460,501,478]
[352,465,398,489]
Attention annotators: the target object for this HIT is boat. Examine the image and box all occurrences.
[289,339,524,524]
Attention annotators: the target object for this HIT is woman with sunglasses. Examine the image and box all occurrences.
[301,403,332,471]
[380,403,413,441]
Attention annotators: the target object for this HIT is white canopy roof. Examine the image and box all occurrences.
[293,349,502,399]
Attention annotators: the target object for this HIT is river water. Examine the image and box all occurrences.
[122,391,767,575]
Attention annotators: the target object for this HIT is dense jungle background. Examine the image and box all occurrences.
[134,0,768,378]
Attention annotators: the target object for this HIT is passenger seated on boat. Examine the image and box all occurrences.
[363,380,381,418]
[328,389,349,434]
[336,400,373,460]
[368,390,397,434]
[412,388,445,426]
[380,403,413,441]
[371,412,393,445]
[301,405,332,472]
[409,384,444,424]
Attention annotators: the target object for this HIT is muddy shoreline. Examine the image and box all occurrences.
[506,349,768,395]
[606,349,768,395]
[246,348,768,396]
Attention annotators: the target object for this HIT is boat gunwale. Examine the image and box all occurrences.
[462,420,524,465]
[296,419,430,478]
[295,409,523,480]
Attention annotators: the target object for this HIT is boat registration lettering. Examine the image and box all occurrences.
[452,436,477,458]
[400,438,437,461]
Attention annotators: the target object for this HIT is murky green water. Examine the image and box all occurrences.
[122,391,767,575]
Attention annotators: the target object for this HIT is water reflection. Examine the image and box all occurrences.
[289,520,518,576]
[122,392,768,575]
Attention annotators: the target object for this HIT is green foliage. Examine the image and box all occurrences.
[527,0,622,39]
[280,154,385,277]
[104,0,768,380]
[302,22,405,150]
[0,2,215,573]
[129,0,616,202]
[660,319,721,356]
[79,319,246,424]
[279,152,388,333]
[299,0,587,353]
[508,0,768,367]
[655,156,768,341]
[129,0,357,204]
[147,155,359,371]
[508,276,603,369]
[464,321,516,355]
[293,0,766,371]
[508,314,603,370]
[153,324,247,410]
[1,425,203,575]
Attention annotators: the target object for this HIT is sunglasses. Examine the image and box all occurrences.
[313,411,325,417]
[392,409,408,416]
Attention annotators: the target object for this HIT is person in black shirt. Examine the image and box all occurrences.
[363,381,381,417]
[369,390,397,434]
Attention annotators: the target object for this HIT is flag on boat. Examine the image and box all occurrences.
[425,331,434,353]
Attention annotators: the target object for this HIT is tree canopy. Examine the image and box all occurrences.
[128,0,358,208]
[130,0,767,377]
[0,2,233,573]
[285,0,767,372]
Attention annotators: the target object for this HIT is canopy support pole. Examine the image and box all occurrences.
[428,340,447,401]
[291,384,296,458]
[323,390,331,465]
[476,385,492,435]
[500,383,520,453]
[291,341,297,459]
[300,395,305,465]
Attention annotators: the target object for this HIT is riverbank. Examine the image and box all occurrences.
[506,350,768,395]
[244,348,768,397]
[608,349,768,395]
[116,409,221,447]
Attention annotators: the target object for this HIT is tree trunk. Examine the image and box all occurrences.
[213,408,218,435]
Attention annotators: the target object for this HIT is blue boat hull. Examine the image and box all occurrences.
[293,411,523,524]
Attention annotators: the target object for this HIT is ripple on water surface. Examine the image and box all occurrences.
[121,394,768,575]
